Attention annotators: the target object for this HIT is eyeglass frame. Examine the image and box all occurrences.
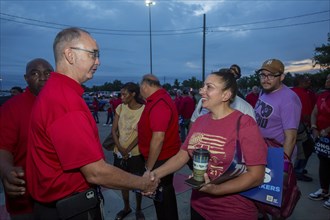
[257,71,283,80]
[70,47,100,59]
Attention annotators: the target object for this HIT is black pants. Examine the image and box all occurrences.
[191,206,205,220]
[153,159,179,220]
[33,200,102,220]
[318,155,330,190]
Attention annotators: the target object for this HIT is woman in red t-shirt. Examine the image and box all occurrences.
[152,69,267,220]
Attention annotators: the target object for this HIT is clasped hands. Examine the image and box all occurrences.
[140,171,216,196]
[2,166,26,198]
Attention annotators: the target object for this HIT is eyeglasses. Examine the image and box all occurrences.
[70,47,100,59]
[258,73,282,80]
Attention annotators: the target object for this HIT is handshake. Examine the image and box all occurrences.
[137,170,163,202]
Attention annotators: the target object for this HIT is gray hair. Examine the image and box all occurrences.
[53,27,90,63]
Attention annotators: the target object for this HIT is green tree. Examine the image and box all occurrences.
[173,79,180,89]
[181,77,203,90]
[313,39,330,69]
[162,83,172,91]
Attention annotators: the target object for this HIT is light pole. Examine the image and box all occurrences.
[145,0,155,74]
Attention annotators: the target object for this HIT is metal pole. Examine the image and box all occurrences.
[202,14,206,82]
[148,5,153,74]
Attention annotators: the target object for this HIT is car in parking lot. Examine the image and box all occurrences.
[83,96,108,111]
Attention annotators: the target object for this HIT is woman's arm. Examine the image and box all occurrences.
[199,164,265,196]
[152,149,190,178]
[111,110,126,155]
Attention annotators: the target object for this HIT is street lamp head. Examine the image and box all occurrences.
[145,0,155,6]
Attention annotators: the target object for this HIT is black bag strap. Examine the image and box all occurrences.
[236,114,244,162]
[236,114,244,142]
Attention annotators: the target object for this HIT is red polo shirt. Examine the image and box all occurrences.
[179,95,195,119]
[291,87,316,125]
[0,88,34,215]
[26,72,104,203]
[138,89,180,161]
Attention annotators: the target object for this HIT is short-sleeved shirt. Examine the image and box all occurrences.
[178,95,195,119]
[0,88,34,215]
[254,85,302,144]
[182,110,267,219]
[26,72,104,203]
[315,90,330,131]
[190,96,256,123]
[114,103,145,156]
[291,87,316,124]
[138,89,180,161]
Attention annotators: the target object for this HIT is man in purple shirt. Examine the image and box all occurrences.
[254,58,301,159]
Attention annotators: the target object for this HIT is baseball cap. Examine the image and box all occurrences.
[256,59,284,74]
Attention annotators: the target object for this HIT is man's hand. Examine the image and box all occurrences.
[2,166,26,198]
[141,170,159,195]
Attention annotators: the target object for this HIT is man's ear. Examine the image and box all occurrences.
[280,73,285,82]
[64,48,74,64]
[222,90,232,102]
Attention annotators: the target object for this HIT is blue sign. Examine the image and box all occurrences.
[240,147,284,207]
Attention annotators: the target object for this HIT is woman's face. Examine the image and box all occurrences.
[120,88,134,104]
[199,74,230,110]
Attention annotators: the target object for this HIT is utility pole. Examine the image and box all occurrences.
[146,1,155,74]
[202,14,206,82]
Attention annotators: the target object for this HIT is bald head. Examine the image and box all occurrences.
[141,74,161,87]
[25,58,53,95]
[140,74,161,99]
[53,27,90,64]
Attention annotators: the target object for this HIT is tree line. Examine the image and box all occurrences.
[84,38,330,94]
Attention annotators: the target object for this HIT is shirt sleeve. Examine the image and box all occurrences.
[48,111,104,170]
[0,102,18,152]
[239,115,267,166]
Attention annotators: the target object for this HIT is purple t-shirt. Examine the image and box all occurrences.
[254,85,301,144]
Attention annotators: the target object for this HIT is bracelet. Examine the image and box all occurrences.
[311,125,317,129]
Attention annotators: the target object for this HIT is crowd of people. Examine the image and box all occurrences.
[0,26,329,220]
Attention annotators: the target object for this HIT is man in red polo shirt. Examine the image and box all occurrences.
[178,89,195,142]
[138,74,180,220]
[292,75,316,181]
[25,27,158,220]
[0,58,53,220]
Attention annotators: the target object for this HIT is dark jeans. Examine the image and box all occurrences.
[153,159,179,220]
[180,118,190,142]
[105,111,113,124]
[318,155,330,190]
[93,111,99,123]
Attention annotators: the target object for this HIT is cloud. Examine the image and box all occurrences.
[185,61,200,69]
[68,0,117,19]
[286,59,321,73]
[180,1,225,16]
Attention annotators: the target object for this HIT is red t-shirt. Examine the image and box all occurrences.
[245,92,259,108]
[179,95,195,119]
[138,89,180,161]
[182,110,267,220]
[26,72,104,203]
[0,88,34,215]
[111,98,122,113]
[291,87,316,124]
[315,90,330,131]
